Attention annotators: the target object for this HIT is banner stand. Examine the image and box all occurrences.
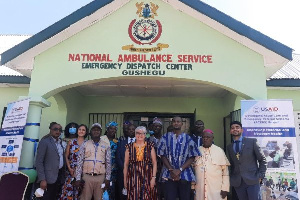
[242,100,299,200]
[0,98,30,176]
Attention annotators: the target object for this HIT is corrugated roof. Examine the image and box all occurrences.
[0,34,31,54]
[0,35,31,77]
[269,54,300,79]
[0,66,23,76]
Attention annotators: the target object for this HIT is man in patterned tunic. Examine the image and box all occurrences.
[158,116,201,200]
[149,117,164,199]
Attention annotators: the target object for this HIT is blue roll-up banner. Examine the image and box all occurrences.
[0,98,30,176]
[242,100,299,199]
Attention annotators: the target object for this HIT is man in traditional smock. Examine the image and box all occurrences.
[194,129,230,200]
[148,117,164,200]
[158,116,201,200]
[75,123,111,200]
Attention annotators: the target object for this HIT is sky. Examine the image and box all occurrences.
[0,0,299,54]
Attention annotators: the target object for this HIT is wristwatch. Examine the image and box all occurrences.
[179,167,183,172]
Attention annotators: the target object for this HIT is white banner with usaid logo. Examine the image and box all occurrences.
[242,100,295,137]
[0,98,30,176]
[241,100,299,200]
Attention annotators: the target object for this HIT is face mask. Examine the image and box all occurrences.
[59,131,65,139]
[69,127,77,134]
[149,130,154,135]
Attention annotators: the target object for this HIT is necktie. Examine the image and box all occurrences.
[130,138,133,143]
[234,141,240,153]
[199,137,203,147]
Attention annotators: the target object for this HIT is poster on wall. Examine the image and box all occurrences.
[241,100,299,200]
[294,111,300,166]
[0,98,30,176]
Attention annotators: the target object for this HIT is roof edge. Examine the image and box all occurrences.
[0,0,113,65]
[1,0,293,66]
[266,79,300,87]
[0,75,31,84]
[180,0,293,60]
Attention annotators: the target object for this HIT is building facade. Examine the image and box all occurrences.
[0,0,296,182]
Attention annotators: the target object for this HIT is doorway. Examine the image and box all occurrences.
[124,112,195,134]
[89,112,195,138]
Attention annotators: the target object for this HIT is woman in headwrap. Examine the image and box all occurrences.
[102,121,119,199]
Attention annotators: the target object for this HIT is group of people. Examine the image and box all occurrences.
[261,177,297,199]
[264,140,293,168]
[264,177,297,192]
[35,117,267,200]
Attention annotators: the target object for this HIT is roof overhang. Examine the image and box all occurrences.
[74,77,230,97]
[0,75,31,84]
[1,0,293,78]
[267,79,300,87]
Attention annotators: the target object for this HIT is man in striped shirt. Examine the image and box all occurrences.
[158,116,201,200]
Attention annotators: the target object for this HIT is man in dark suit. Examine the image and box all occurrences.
[226,121,266,200]
[116,124,136,200]
[36,122,65,200]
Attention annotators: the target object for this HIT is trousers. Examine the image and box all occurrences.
[164,179,191,200]
[80,174,105,200]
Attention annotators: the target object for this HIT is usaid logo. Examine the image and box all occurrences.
[253,107,260,113]
[253,106,278,113]
[11,107,23,113]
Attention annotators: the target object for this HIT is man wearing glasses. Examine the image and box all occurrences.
[36,122,65,200]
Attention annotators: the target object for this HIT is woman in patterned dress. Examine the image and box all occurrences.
[124,126,157,200]
[59,124,88,200]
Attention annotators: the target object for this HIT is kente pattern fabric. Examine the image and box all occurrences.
[157,132,201,182]
[148,136,164,182]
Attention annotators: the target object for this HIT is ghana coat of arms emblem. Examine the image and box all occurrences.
[122,2,168,52]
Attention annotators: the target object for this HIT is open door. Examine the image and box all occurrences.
[1,107,7,128]
[124,112,194,134]
[223,109,241,200]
